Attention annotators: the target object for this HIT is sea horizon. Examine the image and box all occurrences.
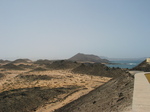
[106,60,143,69]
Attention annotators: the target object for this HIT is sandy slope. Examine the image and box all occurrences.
[0,70,28,92]
[55,73,134,112]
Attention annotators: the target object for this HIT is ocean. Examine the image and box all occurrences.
[106,60,143,69]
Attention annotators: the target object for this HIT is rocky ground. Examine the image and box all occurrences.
[132,60,150,72]
[0,60,133,112]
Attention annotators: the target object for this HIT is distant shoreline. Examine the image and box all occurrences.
[105,60,142,69]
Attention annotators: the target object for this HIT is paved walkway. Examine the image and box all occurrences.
[132,72,150,112]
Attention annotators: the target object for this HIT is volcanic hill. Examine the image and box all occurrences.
[131,60,150,72]
[69,53,109,63]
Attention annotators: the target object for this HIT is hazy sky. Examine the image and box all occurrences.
[0,0,150,60]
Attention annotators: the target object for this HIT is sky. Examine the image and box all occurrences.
[0,0,150,60]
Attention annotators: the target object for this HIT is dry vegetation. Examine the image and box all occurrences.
[145,73,150,83]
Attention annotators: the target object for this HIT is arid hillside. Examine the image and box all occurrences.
[0,60,116,112]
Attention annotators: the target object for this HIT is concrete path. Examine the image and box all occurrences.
[132,72,150,112]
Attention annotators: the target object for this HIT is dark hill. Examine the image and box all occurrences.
[31,67,47,71]
[72,63,125,78]
[131,60,150,71]
[55,73,134,112]
[1,63,24,70]
[11,59,32,64]
[46,60,81,70]
[34,59,53,65]
[44,60,125,78]
[0,60,11,64]
[69,53,109,63]
[17,64,34,69]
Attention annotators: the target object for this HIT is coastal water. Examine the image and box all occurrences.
[106,60,143,69]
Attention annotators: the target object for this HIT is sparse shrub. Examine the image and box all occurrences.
[18,74,52,81]
[32,67,47,71]
[0,73,4,79]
